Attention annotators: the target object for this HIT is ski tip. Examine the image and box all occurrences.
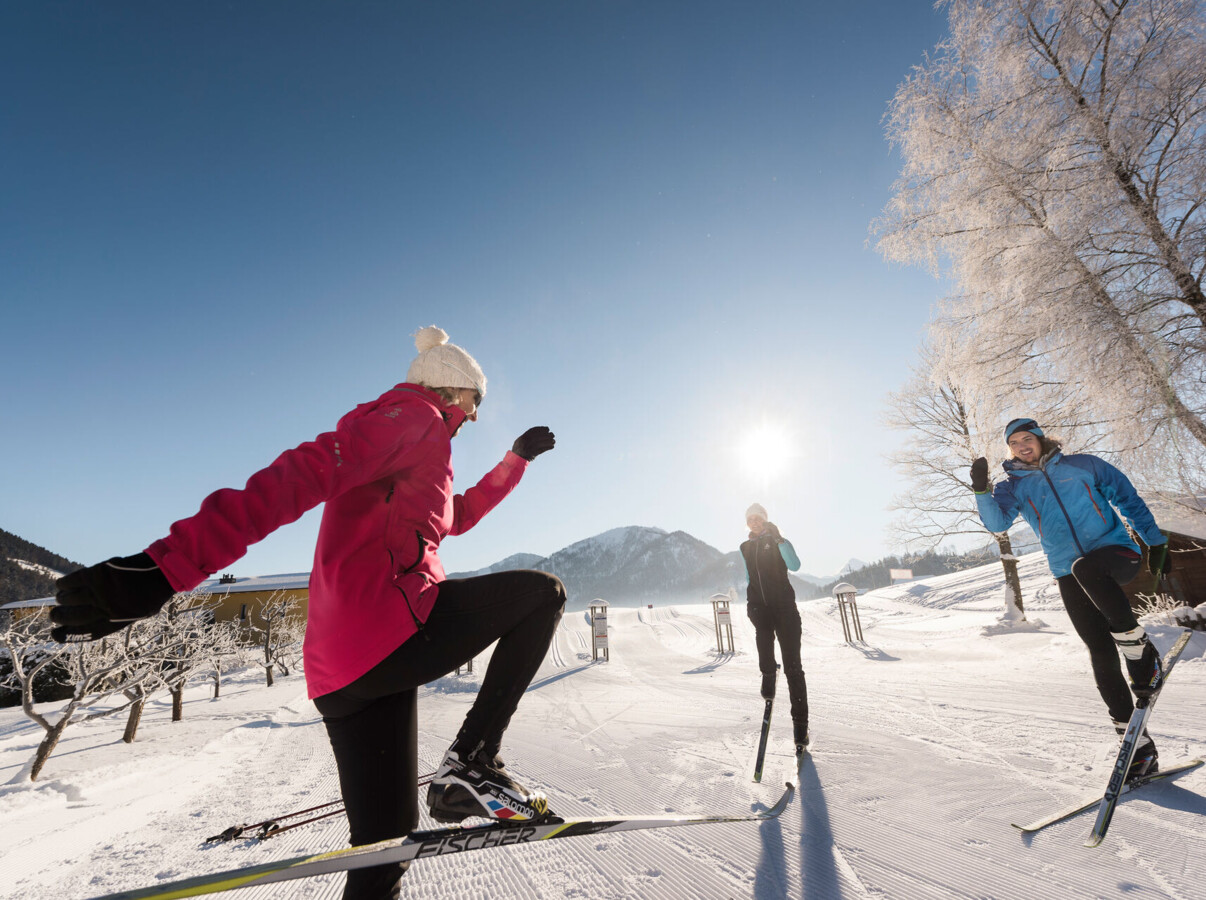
[760,782,796,819]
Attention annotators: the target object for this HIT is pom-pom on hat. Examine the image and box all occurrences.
[1004,418,1044,442]
[746,503,768,522]
[405,326,486,395]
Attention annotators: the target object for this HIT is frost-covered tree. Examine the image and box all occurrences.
[152,592,225,723]
[875,0,1206,493]
[204,616,245,700]
[1,613,157,780]
[118,592,229,741]
[246,592,305,687]
[885,336,1100,616]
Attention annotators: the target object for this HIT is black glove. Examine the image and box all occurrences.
[764,522,782,541]
[1147,544,1172,579]
[50,552,175,642]
[512,426,556,461]
[970,457,989,493]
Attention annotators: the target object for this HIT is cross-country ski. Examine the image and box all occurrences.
[85,785,795,900]
[752,695,774,783]
[1085,629,1195,847]
[1012,759,1204,834]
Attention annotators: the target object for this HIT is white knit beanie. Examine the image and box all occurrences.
[405,326,486,395]
[746,503,768,522]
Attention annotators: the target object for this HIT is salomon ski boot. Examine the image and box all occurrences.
[427,740,551,824]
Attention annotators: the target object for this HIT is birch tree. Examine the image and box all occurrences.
[875,0,1206,493]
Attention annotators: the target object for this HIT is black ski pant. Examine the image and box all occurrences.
[747,599,808,728]
[315,570,566,900]
[1057,545,1142,724]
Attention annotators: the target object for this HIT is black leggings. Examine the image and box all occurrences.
[747,600,809,727]
[1057,545,1142,723]
[315,570,566,900]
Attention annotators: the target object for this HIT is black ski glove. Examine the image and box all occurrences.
[1147,544,1172,579]
[512,426,556,461]
[764,522,782,542]
[970,457,989,493]
[50,552,175,642]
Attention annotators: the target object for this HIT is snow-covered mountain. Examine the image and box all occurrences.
[8,558,64,580]
[467,552,546,575]
[838,557,869,577]
[447,525,815,609]
[794,571,832,587]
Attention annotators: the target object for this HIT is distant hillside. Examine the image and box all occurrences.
[448,523,1031,607]
[808,548,998,598]
[449,525,815,609]
[0,527,82,605]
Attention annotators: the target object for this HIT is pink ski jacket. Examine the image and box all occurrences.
[145,384,528,698]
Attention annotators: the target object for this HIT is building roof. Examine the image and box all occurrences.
[1147,496,1206,542]
[199,572,311,594]
[0,570,313,611]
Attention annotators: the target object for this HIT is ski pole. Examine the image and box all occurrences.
[258,775,436,840]
[207,772,436,842]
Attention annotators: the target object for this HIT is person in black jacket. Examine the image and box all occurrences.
[740,503,809,753]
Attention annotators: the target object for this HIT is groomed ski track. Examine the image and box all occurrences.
[2,552,1204,899]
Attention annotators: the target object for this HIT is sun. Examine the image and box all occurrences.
[737,422,795,483]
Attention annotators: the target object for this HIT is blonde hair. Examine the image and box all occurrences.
[430,386,467,406]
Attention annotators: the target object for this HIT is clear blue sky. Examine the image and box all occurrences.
[1,2,950,581]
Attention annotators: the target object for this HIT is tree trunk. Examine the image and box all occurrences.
[996,533,1025,619]
[212,664,221,699]
[30,717,70,781]
[263,623,274,686]
[123,697,145,744]
[172,686,183,722]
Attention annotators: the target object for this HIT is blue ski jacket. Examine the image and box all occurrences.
[975,450,1165,578]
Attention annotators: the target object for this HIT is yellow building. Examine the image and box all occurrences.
[199,572,311,628]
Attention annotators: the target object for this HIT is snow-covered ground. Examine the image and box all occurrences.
[3,552,1204,899]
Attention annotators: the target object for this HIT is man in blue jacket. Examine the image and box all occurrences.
[971,418,1172,777]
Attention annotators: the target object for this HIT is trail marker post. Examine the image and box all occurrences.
[590,600,609,661]
[833,582,864,644]
[711,590,735,654]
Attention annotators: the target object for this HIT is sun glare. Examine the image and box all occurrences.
[738,422,795,483]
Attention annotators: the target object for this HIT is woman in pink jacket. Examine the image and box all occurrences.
[52,326,565,900]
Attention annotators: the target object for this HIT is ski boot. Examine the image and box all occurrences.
[1113,626,1164,699]
[760,670,777,701]
[793,719,809,758]
[427,739,551,824]
[1114,720,1159,780]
